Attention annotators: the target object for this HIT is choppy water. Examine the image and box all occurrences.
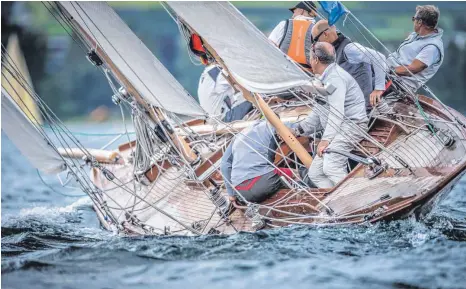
[2,125,466,289]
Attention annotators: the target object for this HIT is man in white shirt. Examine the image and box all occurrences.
[198,64,253,122]
[311,20,387,111]
[268,2,317,70]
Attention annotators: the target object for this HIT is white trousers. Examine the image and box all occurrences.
[308,123,367,188]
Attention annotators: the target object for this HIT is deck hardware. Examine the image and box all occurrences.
[455,117,466,129]
[245,204,266,231]
[86,49,103,66]
[380,194,391,201]
[209,186,231,217]
[325,207,335,216]
[192,220,207,231]
[439,130,456,148]
[394,155,414,175]
[111,87,129,105]
[102,168,115,181]
[364,206,387,221]
[323,149,386,180]
[153,123,170,143]
[207,228,220,235]
[367,162,387,180]
[161,119,174,134]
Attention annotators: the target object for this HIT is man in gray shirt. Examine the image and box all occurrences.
[311,20,387,111]
[220,120,294,203]
[295,42,368,188]
[385,5,444,95]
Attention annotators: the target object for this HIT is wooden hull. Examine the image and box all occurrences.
[90,97,466,236]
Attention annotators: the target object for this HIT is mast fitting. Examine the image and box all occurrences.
[86,49,103,66]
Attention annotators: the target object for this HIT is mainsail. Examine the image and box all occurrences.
[167,1,311,94]
[1,88,66,174]
[58,1,206,117]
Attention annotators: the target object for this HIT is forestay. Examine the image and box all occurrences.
[59,1,206,117]
[167,1,311,94]
[1,89,66,174]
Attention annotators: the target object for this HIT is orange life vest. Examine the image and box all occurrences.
[279,19,314,69]
[189,33,209,65]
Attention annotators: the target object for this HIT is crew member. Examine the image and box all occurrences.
[295,42,368,188]
[198,64,253,122]
[191,33,253,122]
[269,1,317,70]
[221,121,294,203]
[383,5,444,99]
[311,20,387,111]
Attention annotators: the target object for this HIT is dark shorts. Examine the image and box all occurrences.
[235,168,292,203]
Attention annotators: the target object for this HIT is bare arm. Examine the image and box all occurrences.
[394,59,427,76]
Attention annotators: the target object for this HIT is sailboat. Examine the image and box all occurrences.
[2,1,465,236]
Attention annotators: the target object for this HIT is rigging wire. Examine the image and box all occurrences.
[36,170,87,197]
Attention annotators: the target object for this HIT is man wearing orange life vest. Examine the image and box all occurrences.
[269,1,317,70]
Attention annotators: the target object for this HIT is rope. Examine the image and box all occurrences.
[41,126,136,136]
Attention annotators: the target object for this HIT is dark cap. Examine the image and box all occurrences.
[289,2,317,13]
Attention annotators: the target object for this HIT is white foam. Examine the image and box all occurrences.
[18,196,91,217]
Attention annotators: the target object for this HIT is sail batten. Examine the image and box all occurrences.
[1,88,66,174]
[59,1,206,117]
[167,1,311,94]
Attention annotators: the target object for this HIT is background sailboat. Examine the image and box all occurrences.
[2,33,42,124]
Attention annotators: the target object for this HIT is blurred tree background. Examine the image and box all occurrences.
[2,1,465,120]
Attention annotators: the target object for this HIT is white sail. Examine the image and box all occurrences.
[1,88,66,174]
[167,1,311,94]
[59,1,206,117]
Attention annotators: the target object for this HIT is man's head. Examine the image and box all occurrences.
[412,5,440,33]
[311,20,338,44]
[289,2,318,18]
[309,42,336,74]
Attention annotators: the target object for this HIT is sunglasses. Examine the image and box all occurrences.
[312,27,330,44]
[412,16,421,22]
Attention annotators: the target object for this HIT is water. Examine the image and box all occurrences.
[2,125,466,289]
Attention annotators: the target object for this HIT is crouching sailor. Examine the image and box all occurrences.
[295,43,368,188]
[220,121,293,203]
